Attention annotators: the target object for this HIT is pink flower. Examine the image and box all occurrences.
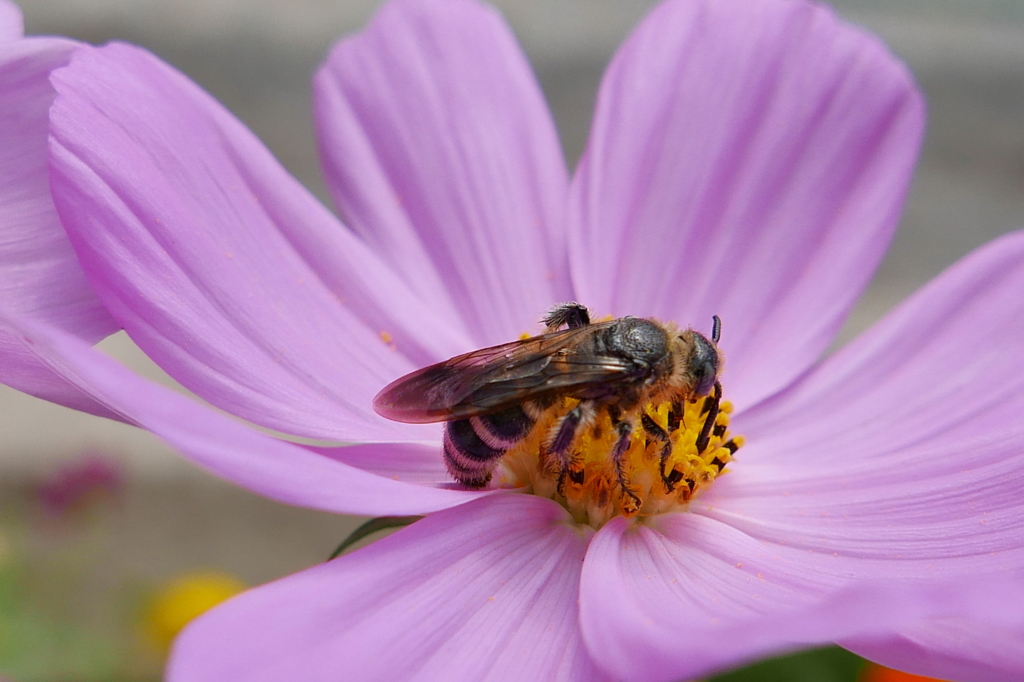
[36,451,124,518]
[2,0,1023,680]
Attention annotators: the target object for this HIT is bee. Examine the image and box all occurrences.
[373,302,722,507]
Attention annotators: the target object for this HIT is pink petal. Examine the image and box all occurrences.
[314,0,570,345]
[0,0,20,41]
[735,229,1024,457]
[845,620,1024,682]
[704,231,1024,678]
[0,334,119,419]
[48,42,471,442]
[169,494,609,682]
[308,439,453,486]
[3,312,481,515]
[580,514,1024,682]
[702,429,1024,571]
[714,232,1024,566]
[0,36,121,415]
[0,38,112,336]
[569,0,924,410]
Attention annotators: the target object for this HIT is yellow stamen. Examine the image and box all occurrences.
[498,396,743,528]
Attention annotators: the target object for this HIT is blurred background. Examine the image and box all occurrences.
[2,0,1022,679]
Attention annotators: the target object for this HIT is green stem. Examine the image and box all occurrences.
[326,515,424,561]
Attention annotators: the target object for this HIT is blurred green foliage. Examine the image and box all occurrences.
[710,645,866,682]
[0,548,127,682]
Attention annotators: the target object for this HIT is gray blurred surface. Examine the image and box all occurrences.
[2,0,1023,610]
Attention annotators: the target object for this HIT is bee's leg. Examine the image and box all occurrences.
[542,302,591,331]
[641,412,680,492]
[549,400,593,494]
[609,409,642,513]
[695,381,722,454]
[667,400,684,432]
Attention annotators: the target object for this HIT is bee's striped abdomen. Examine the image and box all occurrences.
[443,404,535,487]
[471,404,536,449]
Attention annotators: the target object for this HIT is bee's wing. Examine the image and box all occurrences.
[373,323,634,423]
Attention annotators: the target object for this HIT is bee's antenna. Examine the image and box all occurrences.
[711,315,722,344]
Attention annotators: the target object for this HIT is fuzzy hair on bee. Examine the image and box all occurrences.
[373,303,723,503]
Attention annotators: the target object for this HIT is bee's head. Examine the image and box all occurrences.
[684,316,721,396]
[689,332,720,396]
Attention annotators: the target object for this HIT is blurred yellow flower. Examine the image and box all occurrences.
[144,571,246,653]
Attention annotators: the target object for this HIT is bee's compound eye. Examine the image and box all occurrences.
[690,333,719,395]
[695,362,717,396]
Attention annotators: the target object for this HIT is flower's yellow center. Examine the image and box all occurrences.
[497,396,743,528]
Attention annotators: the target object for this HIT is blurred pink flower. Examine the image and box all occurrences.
[36,452,124,518]
[1,0,1023,680]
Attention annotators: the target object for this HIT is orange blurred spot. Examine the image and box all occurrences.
[861,664,944,682]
